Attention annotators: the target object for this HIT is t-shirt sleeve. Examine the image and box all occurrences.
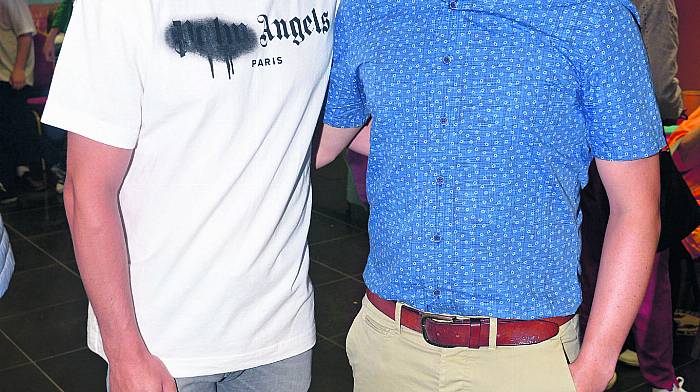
[582,3,667,161]
[323,0,370,129]
[42,0,147,149]
[7,0,36,37]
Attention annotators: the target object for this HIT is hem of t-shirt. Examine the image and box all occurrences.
[591,141,666,162]
[323,113,370,130]
[87,328,317,378]
[41,103,139,149]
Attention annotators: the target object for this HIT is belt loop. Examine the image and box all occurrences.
[394,301,403,335]
[488,317,497,350]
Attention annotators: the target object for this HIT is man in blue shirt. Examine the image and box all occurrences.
[317,0,665,390]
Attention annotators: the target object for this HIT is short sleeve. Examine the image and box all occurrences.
[323,0,370,129]
[582,3,667,161]
[7,0,36,37]
[42,0,150,149]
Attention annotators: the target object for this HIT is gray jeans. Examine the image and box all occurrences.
[107,350,312,392]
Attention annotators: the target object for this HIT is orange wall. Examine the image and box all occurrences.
[677,0,700,90]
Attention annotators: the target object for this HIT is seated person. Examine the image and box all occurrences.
[668,106,700,260]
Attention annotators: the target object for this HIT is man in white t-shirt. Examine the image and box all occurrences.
[42,0,336,390]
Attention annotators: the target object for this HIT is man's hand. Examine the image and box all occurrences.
[9,67,26,89]
[569,359,614,392]
[108,350,177,392]
[43,40,56,63]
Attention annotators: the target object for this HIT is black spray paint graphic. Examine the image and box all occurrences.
[166,18,257,79]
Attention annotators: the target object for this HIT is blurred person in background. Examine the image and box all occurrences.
[668,107,700,264]
[39,0,73,194]
[0,0,45,204]
[42,0,72,63]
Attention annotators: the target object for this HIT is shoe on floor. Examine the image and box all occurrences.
[652,377,687,392]
[618,349,640,367]
[605,372,618,391]
[0,183,18,205]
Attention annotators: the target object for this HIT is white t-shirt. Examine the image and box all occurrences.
[0,0,35,85]
[42,0,336,378]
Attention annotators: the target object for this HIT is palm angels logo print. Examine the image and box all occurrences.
[167,8,331,79]
[166,18,257,79]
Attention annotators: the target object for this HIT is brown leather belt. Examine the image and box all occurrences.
[366,290,573,349]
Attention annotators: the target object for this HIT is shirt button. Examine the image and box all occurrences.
[440,117,448,125]
[449,1,458,9]
[436,176,445,185]
[442,55,453,64]
[431,234,442,243]
[433,289,441,296]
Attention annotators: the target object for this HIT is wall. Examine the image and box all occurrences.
[677,0,699,90]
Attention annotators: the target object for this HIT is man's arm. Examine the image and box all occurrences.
[315,124,363,168]
[10,33,32,89]
[571,155,661,392]
[43,28,60,62]
[64,133,176,392]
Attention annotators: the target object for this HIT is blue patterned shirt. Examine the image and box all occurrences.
[324,0,666,319]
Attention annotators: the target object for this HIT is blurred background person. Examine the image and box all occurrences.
[0,0,45,204]
[41,0,71,63]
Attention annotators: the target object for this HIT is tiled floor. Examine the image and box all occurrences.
[0,157,698,391]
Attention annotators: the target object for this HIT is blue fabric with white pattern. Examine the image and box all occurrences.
[324,0,666,319]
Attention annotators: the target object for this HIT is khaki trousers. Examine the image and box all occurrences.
[346,296,579,392]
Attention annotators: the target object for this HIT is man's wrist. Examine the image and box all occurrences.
[574,348,617,381]
[104,337,150,363]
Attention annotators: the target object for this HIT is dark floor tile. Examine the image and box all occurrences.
[676,360,699,390]
[308,213,360,245]
[328,332,349,349]
[2,205,68,237]
[28,230,74,264]
[0,333,28,371]
[0,364,59,392]
[314,278,365,338]
[612,363,648,391]
[0,265,84,318]
[314,156,348,181]
[310,234,369,277]
[623,386,649,392]
[310,339,353,392]
[0,300,87,361]
[311,176,350,219]
[0,191,62,216]
[673,334,698,366]
[5,238,55,273]
[310,261,346,286]
[38,349,107,392]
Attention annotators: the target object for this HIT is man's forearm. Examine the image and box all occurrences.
[577,209,660,376]
[315,124,363,168]
[64,179,148,361]
[14,34,32,72]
